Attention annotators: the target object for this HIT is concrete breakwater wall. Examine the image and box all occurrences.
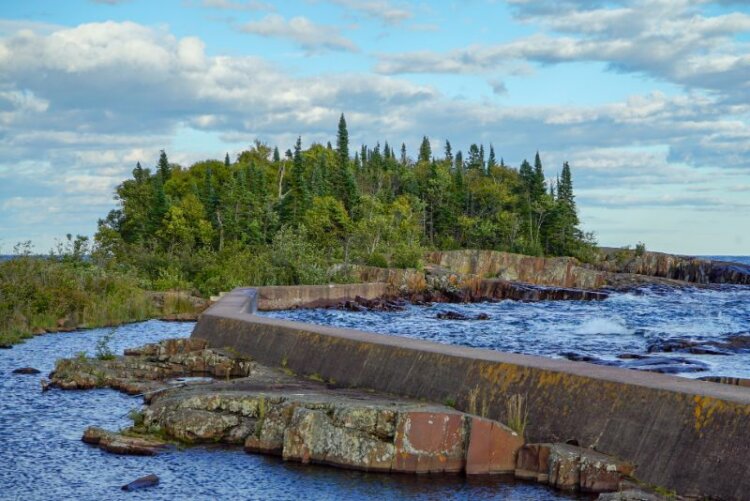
[193,287,750,500]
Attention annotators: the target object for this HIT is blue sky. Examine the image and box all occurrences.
[0,0,749,254]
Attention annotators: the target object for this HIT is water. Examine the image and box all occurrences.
[265,260,750,380]
[0,320,572,500]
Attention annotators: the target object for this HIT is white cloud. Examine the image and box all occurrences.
[328,0,412,25]
[375,1,750,103]
[240,14,359,52]
[199,0,273,10]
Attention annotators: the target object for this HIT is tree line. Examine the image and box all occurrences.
[95,114,595,293]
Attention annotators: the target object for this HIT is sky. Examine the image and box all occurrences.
[0,0,749,255]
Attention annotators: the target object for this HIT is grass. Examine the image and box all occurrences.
[0,254,203,347]
[505,393,529,437]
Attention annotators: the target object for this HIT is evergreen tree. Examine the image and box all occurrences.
[454,150,464,171]
[133,161,146,183]
[225,153,230,167]
[533,151,546,200]
[157,150,171,182]
[336,113,349,168]
[467,144,482,170]
[418,136,432,163]
[273,147,281,163]
[488,145,497,169]
[400,143,407,166]
[479,145,485,171]
[444,141,453,163]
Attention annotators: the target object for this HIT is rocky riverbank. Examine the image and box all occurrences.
[45,338,668,499]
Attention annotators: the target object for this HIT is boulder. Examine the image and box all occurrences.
[121,474,159,492]
[12,367,41,375]
[392,411,468,474]
[515,443,551,482]
[466,416,524,475]
[82,427,166,456]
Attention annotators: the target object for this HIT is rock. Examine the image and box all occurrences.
[619,356,709,374]
[548,443,582,491]
[0,344,12,349]
[48,338,252,393]
[532,443,634,493]
[82,426,166,456]
[699,376,750,388]
[436,311,470,320]
[56,315,77,332]
[160,312,200,322]
[283,407,395,472]
[515,443,551,482]
[465,416,524,475]
[646,338,728,356]
[579,448,635,493]
[121,474,159,492]
[392,411,468,474]
[163,409,241,444]
[12,367,41,375]
[436,311,491,321]
[597,489,665,501]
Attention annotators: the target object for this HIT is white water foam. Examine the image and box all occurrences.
[577,317,632,335]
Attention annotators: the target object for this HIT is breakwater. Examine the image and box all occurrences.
[194,286,750,500]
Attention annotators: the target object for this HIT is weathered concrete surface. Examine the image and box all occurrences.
[193,287,750,500]
[257,283,389,310]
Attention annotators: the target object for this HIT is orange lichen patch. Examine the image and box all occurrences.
[692,395,727,435]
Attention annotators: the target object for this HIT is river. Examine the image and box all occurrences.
[1,320,573,500]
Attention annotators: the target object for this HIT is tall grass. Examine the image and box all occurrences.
[505,393,529,437]
[0,255,157,346]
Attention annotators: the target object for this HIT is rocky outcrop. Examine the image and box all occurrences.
[82,426,167,456]
[594,248,750,285]
[426,250,606,289]
[57,338,636,495]
[48,338,254,395]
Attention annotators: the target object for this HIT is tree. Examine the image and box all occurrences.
[444,140,453,163]
[400,143,407,166]
[158,150,171,182]
[336,113,349,169]
[418,136,431,163]
[224,153,230,167]
[488,145,497,169]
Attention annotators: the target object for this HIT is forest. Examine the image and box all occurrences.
[93,114,595,295]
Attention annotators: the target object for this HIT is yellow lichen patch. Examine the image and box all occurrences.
[692,395,729,436]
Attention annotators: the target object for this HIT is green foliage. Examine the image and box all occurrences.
[83,113,594,297]
[635,241,647,257]
[95,329,117,360]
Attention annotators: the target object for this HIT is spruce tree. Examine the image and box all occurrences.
[273,147,281,163]
[418,136,432,163]
[157,150,170,182]
[336,113,349,169]
[224,153,230,167]
[444,140,453,163]
[488,145,497,169]
[400,143,407,165]
[533,151,546,200]
[454,150,463,171]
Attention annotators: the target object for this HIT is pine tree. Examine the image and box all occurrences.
[479,144,485,171]
[273,147,281,163]
[418,136,432,163]
[533,151,546,200]
[400,143,407,165]
[157,150,170,182]
[454,150,463,171]
[133,161,145,183]
[444,140,453,163]
[488,145,497,169]
[224,153,230,167]
[337,113,349,169]
[467,144,481,170]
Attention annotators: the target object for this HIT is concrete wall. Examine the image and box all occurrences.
[256,283,389,310]
[193,288,750,500]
